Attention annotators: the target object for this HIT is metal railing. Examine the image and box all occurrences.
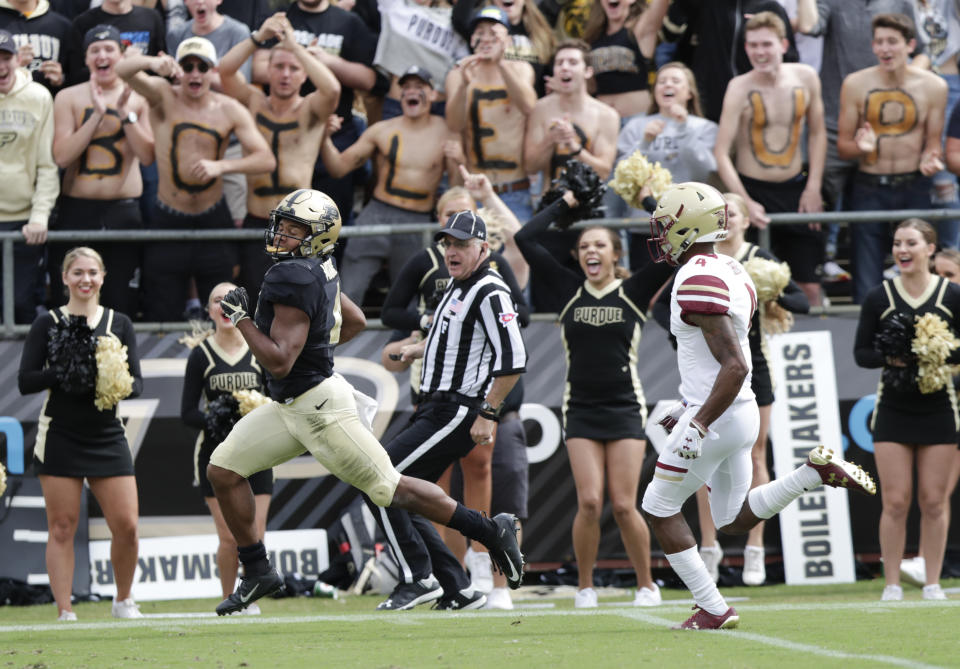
[2,207,958,337]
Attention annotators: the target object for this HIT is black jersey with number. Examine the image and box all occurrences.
[855,275,960,424]
[255,256,342,400]
[181,338,265,439]
[515,198,674,412]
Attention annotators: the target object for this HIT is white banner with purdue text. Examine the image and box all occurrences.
[768,331,856,584]
[89,529,328,601]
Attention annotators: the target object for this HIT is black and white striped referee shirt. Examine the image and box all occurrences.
[419,259,527,399]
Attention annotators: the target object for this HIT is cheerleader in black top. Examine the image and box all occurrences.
[181,282,273,610]
[17,247,143,621]
[515,192,674,607]
[854,219,960,602]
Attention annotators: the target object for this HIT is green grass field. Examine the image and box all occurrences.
[1,580,957,668]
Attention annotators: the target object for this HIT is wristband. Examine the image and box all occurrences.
[479,400,502,422]
[250,32,267,47]
[690,418,708,438]
[569,145,583,157]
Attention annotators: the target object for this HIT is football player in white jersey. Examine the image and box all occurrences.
[640,182,877,630]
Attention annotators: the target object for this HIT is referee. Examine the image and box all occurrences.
[370,210,527,611]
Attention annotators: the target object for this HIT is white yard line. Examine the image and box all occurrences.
[0,600,953,669]
[616,609,944,669]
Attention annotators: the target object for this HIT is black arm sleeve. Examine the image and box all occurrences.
[854,290,886,369]
[181,347,207,430]
[622,261,676,315]
[17,314,59,394]
[381,250,435,332]
[651,275,678,349]
[117,314,143,399]
[514,199,584,295]
[490,251,530,327]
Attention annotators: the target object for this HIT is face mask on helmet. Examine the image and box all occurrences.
[647,182,728,266]
[265,189,342,260]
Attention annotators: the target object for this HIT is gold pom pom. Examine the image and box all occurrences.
[912,313,960,393]
[233,389,271,416]
[761,301,794,334]
[743,257,791,303]
[0,461,7,498]
[94,335,134,411]
[608,150,674,208]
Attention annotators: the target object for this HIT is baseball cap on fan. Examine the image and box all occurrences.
[0,30,15,55]
[398,65,434,88]
[83,24,123,52]
[176,36,218,66]
[469,6,510,32]
[435,211,487,242]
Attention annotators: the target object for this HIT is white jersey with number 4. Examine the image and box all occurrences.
[670,252,758,407]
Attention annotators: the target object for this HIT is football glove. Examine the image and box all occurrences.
[658,400,687,434]
[673,419,708,460]
[221,287,251,326]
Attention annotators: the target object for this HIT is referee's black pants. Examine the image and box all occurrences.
[363,398,478,595]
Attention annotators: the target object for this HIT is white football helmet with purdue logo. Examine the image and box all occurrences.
[648,182,728,266]
[266,189,342,260]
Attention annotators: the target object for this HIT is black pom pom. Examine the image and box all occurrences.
[47,315,97,395]
[205,394,241,445]
[536,159,607,230]
[874,312,917,391]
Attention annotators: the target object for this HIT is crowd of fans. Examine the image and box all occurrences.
[2,0,959,323]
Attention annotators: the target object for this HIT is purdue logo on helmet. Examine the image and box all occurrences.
[266,189,342,260]
[647,182,728,266]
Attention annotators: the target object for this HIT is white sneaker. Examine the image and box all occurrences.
[881,584,903,601]
[111,597,144,619]
[632,583,661,607]
[900,556,926,588]
[700,545,723,583]
[742,546,766,586]
[574,587,598,609]
[922,584,947,600]
[483,587,514,610]
[822,260,851,281]
[57,610,77,622]
[465,547,494,594]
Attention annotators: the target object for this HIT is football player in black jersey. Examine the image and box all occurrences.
[205,188,524,615]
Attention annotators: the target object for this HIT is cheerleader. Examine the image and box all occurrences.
[897,248,960,589]
[515,191,673,608]
[18,247,143,621]
[854,219,960,601]
[180,282,273,614]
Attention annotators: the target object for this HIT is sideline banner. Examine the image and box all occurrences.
[89,529,328,601]
[768,331,856,584]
